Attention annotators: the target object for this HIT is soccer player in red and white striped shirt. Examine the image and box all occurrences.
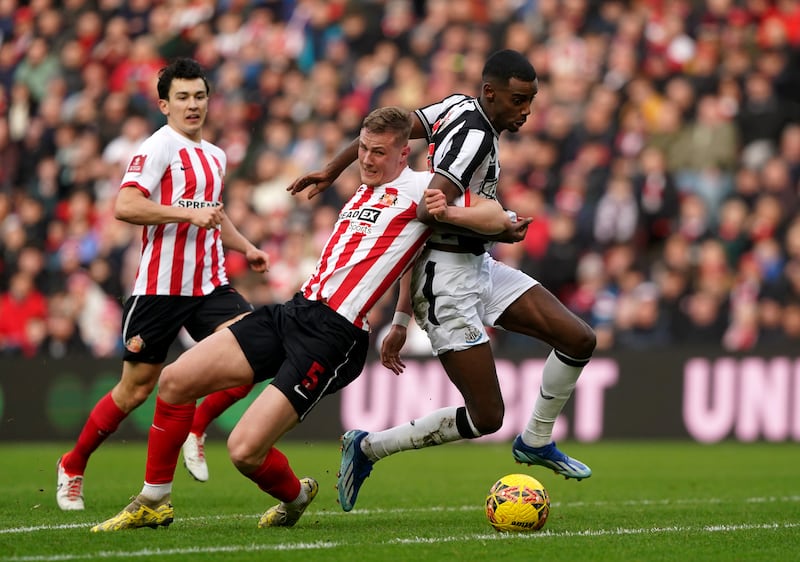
[56,58,269,511]
[91,106,507,531]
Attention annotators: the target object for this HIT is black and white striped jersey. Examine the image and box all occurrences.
[415,93,500,201]
[415,94,500,252]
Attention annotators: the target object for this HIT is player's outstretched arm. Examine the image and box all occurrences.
[286,138,359,199]
[287,113,427,199]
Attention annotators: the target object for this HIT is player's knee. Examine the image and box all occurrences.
[115,378,156,409]
[129,385,155,407]
[158,365,191,402]
[562,321,596,359]
[227,437,259,473]
[471,408,504,436]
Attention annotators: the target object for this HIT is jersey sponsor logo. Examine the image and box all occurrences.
[293,384,309,400]
[464,325,482,344]
[125,334,145,353]
[175,199,222,209]
[127,154,146,173]
[339,207,381,223]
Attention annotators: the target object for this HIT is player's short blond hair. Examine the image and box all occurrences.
[362,106,413,146]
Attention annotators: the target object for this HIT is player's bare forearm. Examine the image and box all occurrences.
[287,139,359,198]
[428,191,508,235]
[395,268,413,316]
[114,186,193,225]
[382,268,415,375]
[220,213,269,272]
[288,113,426,199]
[418,183,513,237]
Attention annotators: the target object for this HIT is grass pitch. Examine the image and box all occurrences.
[0,440,798,561]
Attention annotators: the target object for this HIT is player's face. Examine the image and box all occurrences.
[357,129,410,186]
[486,77,538,133]
[159,78,209,142]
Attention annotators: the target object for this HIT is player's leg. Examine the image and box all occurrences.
[58,295,193,511]
[339,345,501,511]
[339,250,497,510]
[362,342,501,458]
[57,361,162,511]
[91,327,257,532]
[494,281,596,480]
[181,288,256,481]
[226,384,317,528]
[248,295,366,524]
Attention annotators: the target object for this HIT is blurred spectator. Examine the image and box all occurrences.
[13,36,60,103]
[715,197,752,268]
[0,270,47,356]
[737,71,791,161]
[615,281,673,349]
[672,95,739,220]
[65,270,120,358]
[676,289,729,347]
[593,174,639,249]
[38,292,89,358]
[633,146,680,250]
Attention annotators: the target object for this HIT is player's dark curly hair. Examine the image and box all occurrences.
[157,58,210,100]
[482,49,537,84]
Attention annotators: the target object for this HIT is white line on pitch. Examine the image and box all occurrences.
[2,522,799,561]
[2,495,799,535]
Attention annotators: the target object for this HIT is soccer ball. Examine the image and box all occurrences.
[485,473,550,532]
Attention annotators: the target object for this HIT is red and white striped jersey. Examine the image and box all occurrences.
[120,125,229,296]
[302,167,432,331]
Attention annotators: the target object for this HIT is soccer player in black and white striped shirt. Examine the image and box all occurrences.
[290,50,597,512]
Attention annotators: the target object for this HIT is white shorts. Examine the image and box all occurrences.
[411,248,538,355]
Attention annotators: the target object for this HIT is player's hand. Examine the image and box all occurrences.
[496,216,532,243]
[191,203,224,229]
[423,189,449,221]
[287,170,333,200]
[380,325,407,375]
[245,247,270,273]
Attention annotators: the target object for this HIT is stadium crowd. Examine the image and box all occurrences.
[2,0,800,359]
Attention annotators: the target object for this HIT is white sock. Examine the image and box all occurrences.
[522,349,588,447]
[362,406,478,461]
[286,483,307,508]
[141,482,172,502]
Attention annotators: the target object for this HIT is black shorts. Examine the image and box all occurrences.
[121,285,252,364]
[229,293,369,420]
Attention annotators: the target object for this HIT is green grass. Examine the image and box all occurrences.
[0,441,798,561]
